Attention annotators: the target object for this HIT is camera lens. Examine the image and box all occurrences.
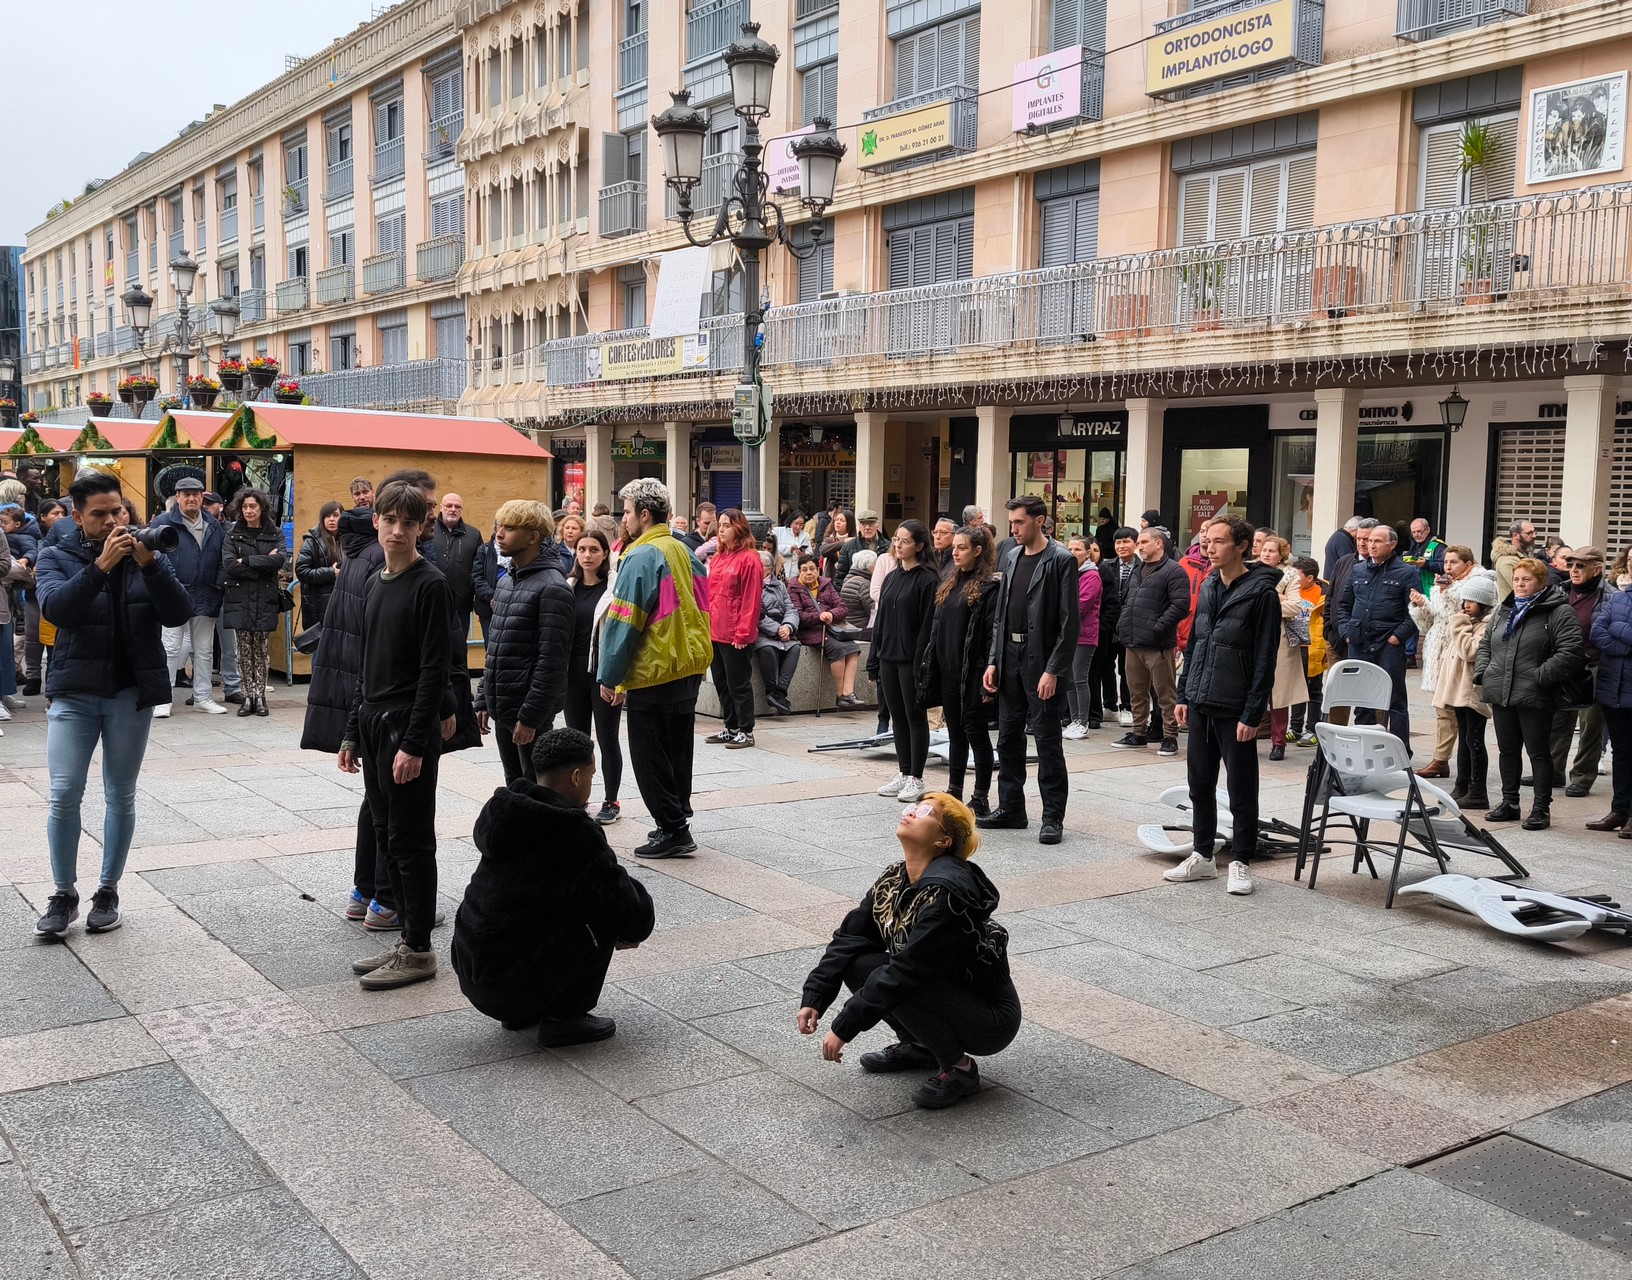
[134,525,180,553]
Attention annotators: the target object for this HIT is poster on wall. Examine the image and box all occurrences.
[1527,71,1627,183]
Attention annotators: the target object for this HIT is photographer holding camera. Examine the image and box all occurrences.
[32,471,192,937]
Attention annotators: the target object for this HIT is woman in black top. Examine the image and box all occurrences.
[564,529,622,825]
[296,500,344,628]
[921,525,998,815]
[221,489,286,718]
[868,519,937,804]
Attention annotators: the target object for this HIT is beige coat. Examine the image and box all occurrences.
[1272,572,1310,710]
[1431,611,1490,715]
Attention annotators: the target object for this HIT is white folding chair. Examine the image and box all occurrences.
[1136,784,1233,858]
[1295,660,1394,877]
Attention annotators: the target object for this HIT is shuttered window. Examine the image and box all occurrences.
[430,68,462,124]
[794,229,835,301]
[1177,152,1316,245]
[431,194,465,239]
[1419,114,1518,299]
[603,132,628,185]
[1419,114,1518,209]
[1491,426,1565,547]
[375,213,406,254]
[288,244,309,278]
[1051,0,1107,50]
[893,14,980,99]
[1609,423,1632,557]
[1039,191,1098,267]
[327,229,354,266]
[802,61,838,126]
[886,217,973,289]
[379,311,408,365]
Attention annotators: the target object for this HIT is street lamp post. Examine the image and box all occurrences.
[652,22,845,540]
[122,255,241,411]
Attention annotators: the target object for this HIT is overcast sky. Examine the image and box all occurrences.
[0,0,382,245]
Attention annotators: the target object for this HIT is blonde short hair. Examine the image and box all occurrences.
[494,499,555,538]
[924,792,981,860]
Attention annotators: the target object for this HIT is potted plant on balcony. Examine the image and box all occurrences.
[247,356,280,388]
[187,375,223,410]
[1178,251,1227,330]
[1458,119,1502,305]
[273,378,306,404]
[118,375,159,409]
[87,391,113,414]
[283,185,303,213]
[216,357,246,392]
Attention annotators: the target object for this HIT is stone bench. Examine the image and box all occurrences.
[696,641,878,719]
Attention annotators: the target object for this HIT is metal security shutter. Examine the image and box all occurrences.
[1491,426,1565,550]
[802,61,838,126]
[1610,422,1632,557]
[602,132,628,185]
[710,470,743,511]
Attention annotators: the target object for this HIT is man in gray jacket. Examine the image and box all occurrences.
[1113,527,1190,756]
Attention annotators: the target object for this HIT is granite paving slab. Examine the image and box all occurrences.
[616,962,788,1021]
[1028,898,1278,969]
[342,1008,541,1079]
[0,944,127,1037]
[881,1082,1114,1180]
[0,1162,74,1279]
[627,866,755,930]
[1027,938,1301,1027]
[543,988,758,1101]
[0,1017,168,1095]
[1511,1081,1632,1179]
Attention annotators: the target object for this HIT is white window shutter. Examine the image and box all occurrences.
[1214,169,1247,241]
[1420,123,1464,210]
[1178,175,1213,246]
[1284,153,1317,230]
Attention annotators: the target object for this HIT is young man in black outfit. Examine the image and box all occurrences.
[453,728,654,1047]
[979,496,1080,845]
[1165,515,1281,897]
[340,480,456,989]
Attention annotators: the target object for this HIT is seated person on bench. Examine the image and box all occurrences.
[453,727,653,1046]
[796,793,1021,1110]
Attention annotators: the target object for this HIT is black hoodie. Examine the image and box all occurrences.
[801,854,1011,1042]
[452,781,655,1023]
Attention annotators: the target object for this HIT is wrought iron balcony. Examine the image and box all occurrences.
[372,138,406,183]
[687,0,748,61]
[619,29,648,89]
[326,162,354,201]
[239,289,267,323]
[795,0,837,17]
[1397,0,1524,39]
[541,313,744,387]
[275,277,310,313]
[283,181,308,216]
[220,207,238,242]
[298,358,468,410]
[599,182,647,238]
[416,235,464,281]
[363,250,406,295]
[427,112,463,162]
[253,195,265,230]
[315,265,355,305]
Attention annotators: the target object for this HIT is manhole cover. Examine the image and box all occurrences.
[1418,1134,1632,1256]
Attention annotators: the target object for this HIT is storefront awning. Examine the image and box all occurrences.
[205,403,552,459]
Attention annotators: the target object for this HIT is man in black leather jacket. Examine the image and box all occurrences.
[431,493,482,643]
[979,496,1080,845]
[1166,515,1282,897]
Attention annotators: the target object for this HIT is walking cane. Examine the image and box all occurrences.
[815,623,825,719]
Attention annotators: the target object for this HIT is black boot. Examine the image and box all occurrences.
[969,792,990,817]
[236,697,256,717]
[1450,780,1470,802]
[1522,803,1551,831]
[254,696,269,717]
[1463,790,1489,810]
[1485,800,1522,822]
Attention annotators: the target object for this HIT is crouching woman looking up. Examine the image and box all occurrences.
[796,794,1020,1110]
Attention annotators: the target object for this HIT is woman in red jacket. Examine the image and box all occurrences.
[705,509,764,749]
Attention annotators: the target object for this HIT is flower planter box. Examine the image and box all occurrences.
[118,389,135,404]
[190,390,220,409]
[273,391,304,404]
[249,368,277,388]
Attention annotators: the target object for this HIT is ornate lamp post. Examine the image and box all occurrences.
[652,22,845,539]
[122,254,242,410]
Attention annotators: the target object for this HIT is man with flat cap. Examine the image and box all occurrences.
[150,477,229,716]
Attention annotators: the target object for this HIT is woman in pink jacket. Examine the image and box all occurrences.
[1065,536,1103,739]
[705,509,765,750]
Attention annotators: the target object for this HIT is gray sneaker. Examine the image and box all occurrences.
[34,890,79,938]
[358,942,438,990]
[86,886,122,932]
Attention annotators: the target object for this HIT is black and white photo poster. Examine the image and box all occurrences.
[1528,71,1627,183]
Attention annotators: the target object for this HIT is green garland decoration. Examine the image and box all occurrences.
[152,416,181,449]
[6,425,52,457]
[217,405,279,450]
[72,421,114,451]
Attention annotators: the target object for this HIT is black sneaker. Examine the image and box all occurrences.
[969,793,990,818]
[86,886,122,933]
[1039,821,1063,845]
[1158,737,1179,757]
[595,801,621,825]
[1268,744,1285,761]
[859,1041,936,1073]
[634,828,698,859]
[1112,733,1148,749]
[537,1013,617,1047]
[974,808,1028,830]
[725,731,755,749]
[224,691,245,705]
[22,680,41,697]
[34,890,79,938]
[1087,717,1102,730]
[911,1061,981,1110]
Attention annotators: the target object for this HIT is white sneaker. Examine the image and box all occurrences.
[2,695,24,711]
[1163,852,1218,883]
[1063,720,1088,740]
[193,698,229,715]
[898,776,925,803]
[1118,709,1134,727]
[152,702,172,719]
[0,704,10,722]
[1227,861,1255,895]
[877,772,907,797]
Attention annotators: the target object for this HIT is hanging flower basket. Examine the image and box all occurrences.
[216,359,245,391]
[87,393,113,413]
[118,388,135,404]
[19,411,39,427]
[247,356,280,388]
[272,378,305,405]
[187,376,222,410]
[0,398,15,424]
[119,375,159,408]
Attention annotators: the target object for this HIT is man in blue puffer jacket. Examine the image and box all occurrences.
[148,478,228,716]
[32,470,191,939]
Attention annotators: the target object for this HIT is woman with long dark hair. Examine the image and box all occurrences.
[566,528,623,824]
[818,510,851,585]
[705,509,763,749]
[220,488,285,717]
[869,519,937,804]
[923,525,998,814]
[296,500,345,628]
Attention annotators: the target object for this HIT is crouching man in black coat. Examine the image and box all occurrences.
[452,727,654,1047]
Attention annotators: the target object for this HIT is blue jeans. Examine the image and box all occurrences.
[215,618,240,695]
[46,690,153,892]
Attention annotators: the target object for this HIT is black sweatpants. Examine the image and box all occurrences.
[520,944,614,1025]
[495,720,542,787]
[996,645,1068,822]
[1491,703,1554,806]
[941,674,993,800]
[843,951,1022,1073]
[564,669,623,804]
[710,641,756,734]
[1185,708,1259,862]
[1452,705,1489,796]
[358,704,441,951]
[351,798,395,912]
[626,679,699,834]
[877,660,929,778]
[756,645,800,700]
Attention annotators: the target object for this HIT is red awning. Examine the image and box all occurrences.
[239,403,553,459]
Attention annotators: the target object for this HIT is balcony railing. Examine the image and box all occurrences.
[687,0,749,61]
[860,85,978,170]
[24,350,45,373]
[94,331,112,358]
[363,250,406,295]
[373,138,406,183]
[326,162,354,201]
[757,183,1632,369]
[284,180,308,215]
[666,152,740,220]
[298,358,468,410]
[220,207,238,242]
[1151,0,1324,101]
[275,277,310,313]
[254,195,265,229]
[599,182,647,238]
[169,232,185,260]
[239,289,267,323]
[619,29,648,88]
[795,0,836,17]
[115,325,137,353]
[416,235,464,281]
[540,313,744,388]
[125,251,139,281]
[427,112,463,161]
[1397,0,1524,39]
[315,264,355,305]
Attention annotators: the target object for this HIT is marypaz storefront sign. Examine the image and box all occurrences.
[1013,48,1083,131]
[586,332,710,381]
[857,101,955,170]
[1145,0,1295,97]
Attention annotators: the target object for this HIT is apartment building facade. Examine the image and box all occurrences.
[20,0,470,420]
[497,0,1632,557]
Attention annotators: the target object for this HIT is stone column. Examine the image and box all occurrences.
[974,406,1012,524]
[1311,387,1361,555]
[584,422,614,514]
[1561,374,1617,548]
[663,421,692,519]
[1123,398,1165,527]
[855,411,887,518]
[755,426,781,523]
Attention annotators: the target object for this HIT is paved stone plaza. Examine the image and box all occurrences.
[3,688,1632,1278]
